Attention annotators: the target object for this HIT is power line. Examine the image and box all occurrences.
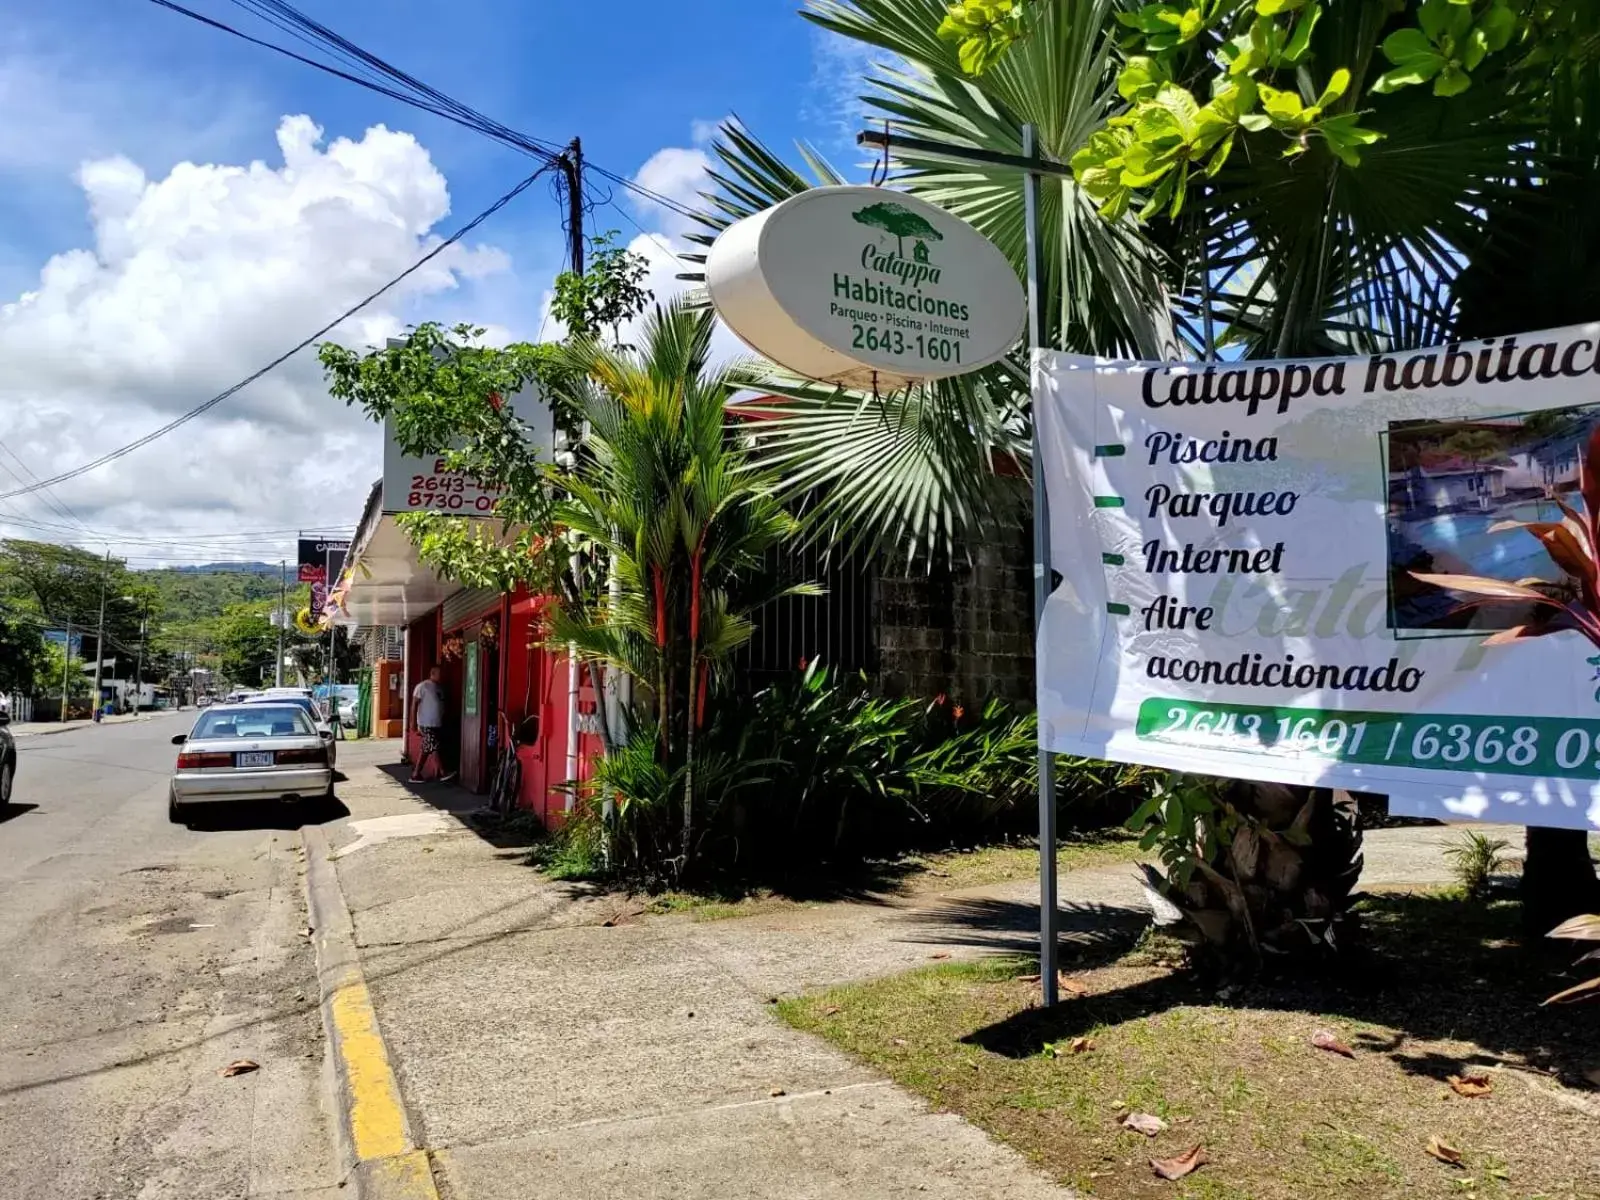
[147,0,566,165]
[0,440,90,532]
[147,1,704,230]
[0,164,555,504]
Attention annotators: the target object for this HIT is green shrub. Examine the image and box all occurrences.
[1444,829,1513,899]
[552,663,1160,885]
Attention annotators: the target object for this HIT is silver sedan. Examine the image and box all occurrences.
[168,703,334,823]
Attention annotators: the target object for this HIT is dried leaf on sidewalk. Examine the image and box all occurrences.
[929,952,951,960]
[219,1059,259,1077]
[1121,1112,1168,1137]
[1017,973,1042,983]
[1425,1136,1464,1165]
[769,1087,786,1097]
[1059,975,1090,997]
[1150,1144,1208,1180]
[300,926,314,938]
[1448,1072,1493,1098]
[823,1005,842,1016]
[1312,1029,1355,1058]
[1070,1036,1095,1054]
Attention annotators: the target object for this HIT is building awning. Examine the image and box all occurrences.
[332,481,463,628]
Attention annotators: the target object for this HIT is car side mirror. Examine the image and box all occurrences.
[171,733,187,745]
[319,729,334,740]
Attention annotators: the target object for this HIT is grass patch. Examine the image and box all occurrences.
[778,893,1598,1200]
[897,829,1147,893]
[527,825,1146,916]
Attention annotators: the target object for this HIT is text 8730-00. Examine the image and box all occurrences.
[1136,699,1600,779]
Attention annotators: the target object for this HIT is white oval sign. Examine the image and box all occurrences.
[706,186,1025,391]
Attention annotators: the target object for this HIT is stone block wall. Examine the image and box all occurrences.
[875,521,1035,706]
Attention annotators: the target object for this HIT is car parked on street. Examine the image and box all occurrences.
[168,702,333,823]
[242,693,338,768]
[0,706,14,807]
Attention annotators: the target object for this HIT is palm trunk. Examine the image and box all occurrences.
[682,544,704,869]
[1523,826,1600,937]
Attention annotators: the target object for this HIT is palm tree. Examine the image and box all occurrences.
[550,299,811,869]
[682,0,1594,955]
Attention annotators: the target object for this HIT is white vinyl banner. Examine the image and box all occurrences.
[1036,324,1600,832]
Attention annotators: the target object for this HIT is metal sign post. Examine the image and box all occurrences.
[856,124,1072,1007]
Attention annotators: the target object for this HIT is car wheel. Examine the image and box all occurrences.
[168,786,186,825]
[0,758,12,806]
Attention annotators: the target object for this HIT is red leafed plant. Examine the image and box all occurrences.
[1411,424,1600,650]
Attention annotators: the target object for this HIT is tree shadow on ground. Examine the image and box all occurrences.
[897,895,1151,968]
[957,892,1600,1089]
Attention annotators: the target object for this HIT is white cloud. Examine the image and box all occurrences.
[0,114,513,563]
[631,145,713,239]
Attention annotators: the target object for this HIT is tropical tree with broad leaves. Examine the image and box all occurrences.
[677,0,1600,955]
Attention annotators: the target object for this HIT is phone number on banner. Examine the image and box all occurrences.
[1136,699,1600,779]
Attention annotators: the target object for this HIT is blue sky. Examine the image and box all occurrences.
[0,0,883,556]
[0,0,873,312]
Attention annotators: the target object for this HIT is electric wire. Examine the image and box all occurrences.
[0,164,555,504]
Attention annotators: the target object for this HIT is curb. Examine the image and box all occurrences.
[12,714,160,739]
[301,823,440,1200]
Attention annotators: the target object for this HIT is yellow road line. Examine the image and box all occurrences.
[329,977,412,1162]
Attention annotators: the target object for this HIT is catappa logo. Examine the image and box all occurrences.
[852,201,943,289]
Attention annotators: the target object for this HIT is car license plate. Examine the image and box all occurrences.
[236,751,274,768]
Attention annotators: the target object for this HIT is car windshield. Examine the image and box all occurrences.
[247,695,320,720]
[191,707,314,739]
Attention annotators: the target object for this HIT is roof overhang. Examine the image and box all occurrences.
[335,514,464,626]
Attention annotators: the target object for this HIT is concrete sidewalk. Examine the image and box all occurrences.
[9,712,160,737]
[320,741,1497,1200]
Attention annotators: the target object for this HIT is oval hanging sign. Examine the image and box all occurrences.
[706,186,1025,391]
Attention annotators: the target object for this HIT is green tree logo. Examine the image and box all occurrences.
[852,201,943,260]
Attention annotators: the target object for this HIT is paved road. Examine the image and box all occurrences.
[0,712,341,1199]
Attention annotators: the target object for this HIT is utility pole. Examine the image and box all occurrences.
[564,137,584,274]
[60,619,72,722]
[91,548,109,721]
[276,559,286,687]
[133,601,147,713]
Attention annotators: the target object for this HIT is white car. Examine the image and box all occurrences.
[169,702,333,823]
[241,694,338,768]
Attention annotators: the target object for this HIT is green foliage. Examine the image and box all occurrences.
[558,660,1154,885]
[0,615,47,694]
[947,0,1553,225]
[1125,776,1364,962]
[549,231,654,344]
[320,322,567,597]
[0,539,156,679]
[38,640,89,702]
[936,0,1028,75]
[1444,829,1513,898]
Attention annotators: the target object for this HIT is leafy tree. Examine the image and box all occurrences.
[677,0,1600,956]
[212,601,280,686]
[551,300,814,867]
[38,639,90,704]
[320,323,567,597]
[0,540,154,678]
[550,231,654,346]
[852,201,944,257]
[0,615,47,694]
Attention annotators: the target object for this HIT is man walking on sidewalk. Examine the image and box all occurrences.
[409,665,455,783]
